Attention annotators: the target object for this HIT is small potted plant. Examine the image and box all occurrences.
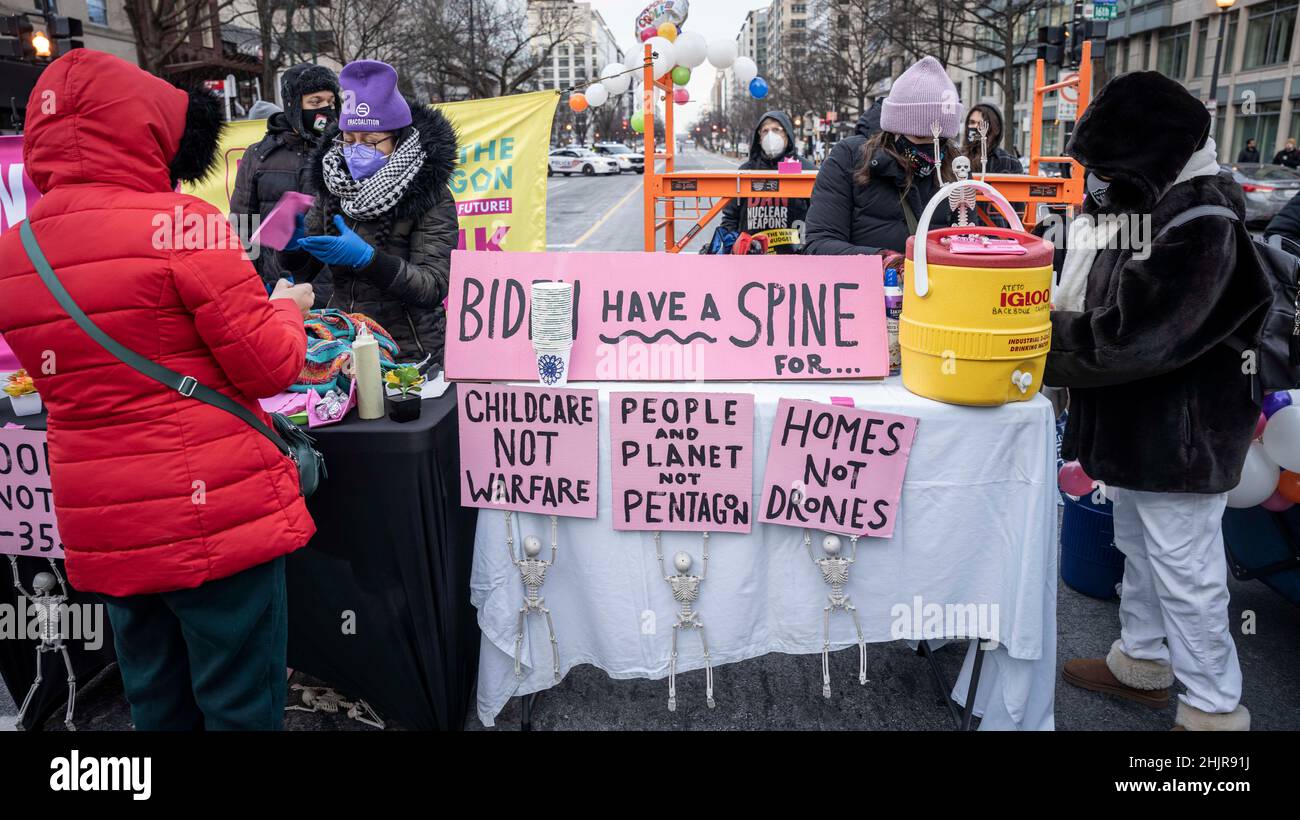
[384,365,425,423]
[3,370,41,416]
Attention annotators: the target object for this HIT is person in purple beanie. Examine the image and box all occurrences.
[280,59,459,366]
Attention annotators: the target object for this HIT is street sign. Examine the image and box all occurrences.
[1085,0,1118,20]
[1060,72,1079,103]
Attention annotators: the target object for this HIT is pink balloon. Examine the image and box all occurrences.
[1058,461,1094,497]
[640,26,657,41]
[673,87,690,104]
[1256,412,1268,439]
[1261,489,1294,511]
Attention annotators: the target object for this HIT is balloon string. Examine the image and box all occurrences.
[562,60,653,97]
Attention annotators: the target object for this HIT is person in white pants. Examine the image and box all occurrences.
[1044,71,1271,731]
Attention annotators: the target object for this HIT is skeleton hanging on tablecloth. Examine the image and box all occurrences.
[804,528,868,699]
[8,557,77,731]
[655,531,715,712]
[503,505,561,682]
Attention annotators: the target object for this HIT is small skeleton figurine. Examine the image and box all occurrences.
[655,531,714,712]
[10,558,77,731]
[930,119,943,173]
[804,529,867,699]
[506,508,560,683]
[976,118,990,180]
[948,156,977,229]
[286,684,385,729]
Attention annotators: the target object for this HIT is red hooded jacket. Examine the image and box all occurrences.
[0,50,315,596]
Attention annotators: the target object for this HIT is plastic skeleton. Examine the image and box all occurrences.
[949,156,977,228]
[804,529,867,699]
[505,509,560,682]
[976,119,990,180]
[654,531,714,711]
[286,684,385,729]
[9,557,77,731]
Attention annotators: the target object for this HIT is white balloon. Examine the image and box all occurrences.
[1263,405,1300,471]
[674,31,707,68]
[733,56,758,86]
[646,36,676,78]
[1227,441,1281,508]
[600,63,631,96]
[585,83,609,107]
[707,39,737,69]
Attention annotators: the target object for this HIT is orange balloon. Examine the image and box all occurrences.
[569,93,588,113]
[1278,470,1300,503]
[657,22,678,41]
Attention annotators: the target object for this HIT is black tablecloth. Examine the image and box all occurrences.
[0,389,479,730]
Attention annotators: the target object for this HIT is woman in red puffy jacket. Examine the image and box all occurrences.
[0,51,316,730]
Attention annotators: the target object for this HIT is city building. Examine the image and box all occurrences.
[527,0,628,144]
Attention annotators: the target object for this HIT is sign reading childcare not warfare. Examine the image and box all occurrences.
[458,384,599,518]
[759,399,918,538]
[610,392,754,533]
[0,428,64,558]
[446,251,886,381]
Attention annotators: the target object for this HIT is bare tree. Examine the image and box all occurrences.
[124,0,239,77]
[398,0,582,100]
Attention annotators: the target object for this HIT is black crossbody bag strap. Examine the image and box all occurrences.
[19,220,293,459]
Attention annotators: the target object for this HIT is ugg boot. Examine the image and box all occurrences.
[1174,701,1250,731]
[1062,639,1173,708]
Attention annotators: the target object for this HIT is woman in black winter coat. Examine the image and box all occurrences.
[280,61,459,365]
[719,110,815,253]
[231,63,340,287]
[963,103,1022,175]
[804,56,960,256]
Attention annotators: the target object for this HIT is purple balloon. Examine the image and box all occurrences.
[1263,391,1293,418]
[1261,489,1294,511]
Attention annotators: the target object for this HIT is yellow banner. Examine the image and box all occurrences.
[181,118,270,213]
[182,89,559,252]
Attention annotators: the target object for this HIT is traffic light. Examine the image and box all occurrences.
[0,13,81,61]
[1037,26,1065,66]
[48,16,84,55]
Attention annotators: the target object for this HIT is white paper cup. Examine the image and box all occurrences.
[535,346,571,387]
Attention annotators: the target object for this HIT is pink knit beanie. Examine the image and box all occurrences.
[880,56,963,139]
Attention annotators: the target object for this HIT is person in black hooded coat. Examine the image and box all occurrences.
[280,98,460,365]
[230,63,340,286]
[719,110,815,253]
[963,103,1022,175]
[1048,72,1270,732]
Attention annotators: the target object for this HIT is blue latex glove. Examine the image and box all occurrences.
[282,213,308,252]
[299,214,375,268]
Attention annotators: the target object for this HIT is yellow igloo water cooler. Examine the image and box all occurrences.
[900,181,1055,406]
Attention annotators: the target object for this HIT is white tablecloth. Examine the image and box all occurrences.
[470,378,1058,729]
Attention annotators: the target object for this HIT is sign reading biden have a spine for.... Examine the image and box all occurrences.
[446,251,886,381]
[458,385,599,518]
[759,399,918,538]
[611,392,754,533]
[0,429,63,558]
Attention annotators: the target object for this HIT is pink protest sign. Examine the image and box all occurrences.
[0,135,42,234]
[759,399,918,538]
[610,391,754,533]
[0,428,63,558]
[458,384,599,518]
[445,250,886,382]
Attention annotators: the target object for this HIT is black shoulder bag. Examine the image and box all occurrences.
[19,220,325,497]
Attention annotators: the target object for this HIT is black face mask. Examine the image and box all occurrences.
[303,106,336,135]
[897,137,939,176]
[966,127,980,144]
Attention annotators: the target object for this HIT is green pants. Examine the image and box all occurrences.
[100,557,287,731]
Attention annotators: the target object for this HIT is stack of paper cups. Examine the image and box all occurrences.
[531,281,574,387]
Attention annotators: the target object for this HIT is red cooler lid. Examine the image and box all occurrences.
[906,226,1054,269]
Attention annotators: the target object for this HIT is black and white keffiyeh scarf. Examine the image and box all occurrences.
[321,128,426,220]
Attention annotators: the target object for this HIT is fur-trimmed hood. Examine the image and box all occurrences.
[1068,71,1211,212]
[311,100,459,222]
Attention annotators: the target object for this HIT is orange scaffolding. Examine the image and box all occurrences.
[640,40,1093,251]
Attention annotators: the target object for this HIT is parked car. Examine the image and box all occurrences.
[1221,163,1300,226]
[548,148,620,177]
[592,142,645,174]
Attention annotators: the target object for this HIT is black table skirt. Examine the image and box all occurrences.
[0,389,479,731]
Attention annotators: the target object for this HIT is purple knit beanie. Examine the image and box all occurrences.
[339,60,411,131]
[880,56,963,139]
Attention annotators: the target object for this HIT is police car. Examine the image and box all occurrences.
[593,143,645,174]
[548,147,621,177]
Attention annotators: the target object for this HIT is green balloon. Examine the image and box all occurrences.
[671,66,692,86]
[631,110,645,133]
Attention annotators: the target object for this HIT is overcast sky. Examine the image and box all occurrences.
[587,0,762,120]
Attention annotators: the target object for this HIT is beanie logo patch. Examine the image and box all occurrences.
[356,102,370,117]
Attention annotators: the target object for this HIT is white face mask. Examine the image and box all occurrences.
[761,130,787,158]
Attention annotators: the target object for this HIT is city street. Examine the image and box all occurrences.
[4,147,1299,733]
